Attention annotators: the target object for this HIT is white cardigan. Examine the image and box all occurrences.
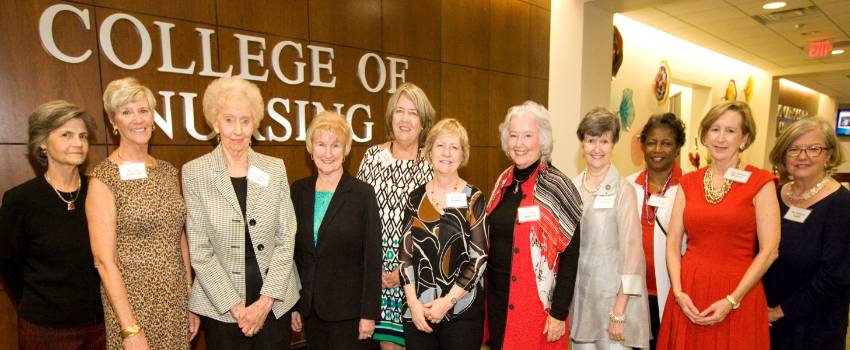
[625,171,687,319]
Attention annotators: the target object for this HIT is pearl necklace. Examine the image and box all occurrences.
[784,175,830,203]
[582,169,603,194]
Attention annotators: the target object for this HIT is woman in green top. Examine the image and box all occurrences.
[290,111,383,350]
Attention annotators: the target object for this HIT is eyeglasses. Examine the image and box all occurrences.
[785,145,829,157]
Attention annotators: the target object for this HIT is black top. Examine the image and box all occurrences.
[230,177,256,259]
[763,187,850,349]
[0,175,103,327]
[399,184,488,321]
[486,160,581,349]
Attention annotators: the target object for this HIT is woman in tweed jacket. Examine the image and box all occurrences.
[183,76,299,349]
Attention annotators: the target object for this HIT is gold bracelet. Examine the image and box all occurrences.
[120,324,141,339]
[608,311,626,324]
[725,295,741,309]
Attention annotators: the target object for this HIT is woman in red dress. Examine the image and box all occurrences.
[656,101,780,350]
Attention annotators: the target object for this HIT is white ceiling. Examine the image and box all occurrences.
[609,0,850,103]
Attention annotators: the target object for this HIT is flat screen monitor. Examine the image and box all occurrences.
[838,109,850,136]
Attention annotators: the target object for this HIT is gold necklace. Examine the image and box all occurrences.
[45,173,81,211]
[703,167,733,204]
[428,179,460,211]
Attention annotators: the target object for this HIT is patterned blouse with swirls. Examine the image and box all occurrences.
[399,183,488,321]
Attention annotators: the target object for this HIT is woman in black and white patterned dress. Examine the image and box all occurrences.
[356,82,435,350]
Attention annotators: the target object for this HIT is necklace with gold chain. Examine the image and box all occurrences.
[44,173,81,211]
[703,162,738,204]
[428,179,460,212]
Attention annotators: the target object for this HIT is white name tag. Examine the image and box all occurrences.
[647,195,667,207]
[445,192,467,208]
[724,168,751,183]
[379,149,395,167]
[247,165,270,188]
[594,195,616,209]
[118,162,147,180]
[784,206,811,223]
[517,206,540,223]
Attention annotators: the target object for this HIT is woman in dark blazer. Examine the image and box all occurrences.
[290,111,382,350]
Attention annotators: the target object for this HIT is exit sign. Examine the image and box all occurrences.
[808,39,833,58]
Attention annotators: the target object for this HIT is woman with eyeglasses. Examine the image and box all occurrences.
[762,118,850,350]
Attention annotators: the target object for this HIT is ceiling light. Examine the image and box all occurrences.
[833,49,845,55]
[763,2,787,10]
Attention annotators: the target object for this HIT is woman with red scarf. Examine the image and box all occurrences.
[484,101,583,350]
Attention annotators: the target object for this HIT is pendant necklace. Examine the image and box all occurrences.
[45,173,81,211]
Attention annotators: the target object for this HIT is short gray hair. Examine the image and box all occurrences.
[28,100,96,167]
[577,107,621,143]
[499,101,553,163]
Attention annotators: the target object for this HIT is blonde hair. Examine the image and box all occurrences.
[202,76,265,131]
[384,82,436,145]
[28,100,96,167]
[424,118,470,167]
[769,117,845,178]
[102,77,156,122]
[306,111,353,156]
[699,101,757,150]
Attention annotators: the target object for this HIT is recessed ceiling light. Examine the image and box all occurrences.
[763,2,787,10]
[832,49,845,55]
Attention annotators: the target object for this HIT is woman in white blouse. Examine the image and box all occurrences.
[570,107,650,350]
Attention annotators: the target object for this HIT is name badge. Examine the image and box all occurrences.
[379,149,395,167]
[445,192,467,208]
[647,195,667,207]
[724,168,751,183]
[118,162,147,180]
[594,195,616,209]
[247,165,270,188]
[517,206,540,223]
[784,206,811,223]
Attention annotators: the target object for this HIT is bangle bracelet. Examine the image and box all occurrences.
[608,311,626,323]
[725,295,741,309]
[120,324,141,339]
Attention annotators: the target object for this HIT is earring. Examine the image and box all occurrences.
[112,128,118,135]
[39,147,47,156]
[152,124,156,131]
[739,144,745,151]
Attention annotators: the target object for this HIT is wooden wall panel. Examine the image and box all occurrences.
[216,0,308,39]
[0,1,550,348]
[489,72,530,146]
[529,77,549,107]
[441,0,490,69]
[490,0,530,76]
[94,0,215,24]
[308,0,382,50]
[529,5,551,79]
[441,64,490,146]
[382,0,441,60]
[0,0,104,144]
